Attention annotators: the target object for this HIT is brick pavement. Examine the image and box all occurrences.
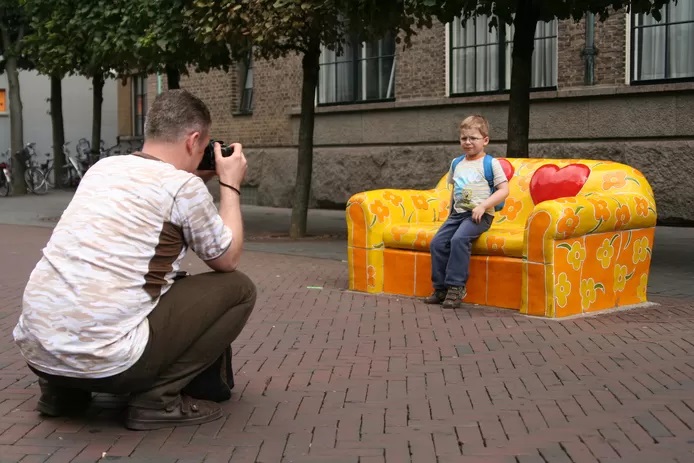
[1,224,693,462]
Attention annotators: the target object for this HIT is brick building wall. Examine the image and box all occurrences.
[116,10,694,223]
[395,22,447,99]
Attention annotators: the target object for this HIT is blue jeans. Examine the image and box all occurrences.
[430,211,493,289]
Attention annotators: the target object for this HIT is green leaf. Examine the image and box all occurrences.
[609,233,618,245]
[626,271,635,281]
[594,283,605,292]
[557,243,572,250]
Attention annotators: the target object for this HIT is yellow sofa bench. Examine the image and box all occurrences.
[346,158,657,318]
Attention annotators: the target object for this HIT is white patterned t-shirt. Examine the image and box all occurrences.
[13,153,232,378]
[448,155,507,215]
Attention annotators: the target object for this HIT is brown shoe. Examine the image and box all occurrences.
[125,395,223,430]
[423,289,447,304]
[442,286,467,309]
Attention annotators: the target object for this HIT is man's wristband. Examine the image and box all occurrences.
[219,181,241,196]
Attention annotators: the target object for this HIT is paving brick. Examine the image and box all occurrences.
[2,224,694,461]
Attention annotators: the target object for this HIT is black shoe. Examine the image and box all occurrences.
[442,286,467,309]
[423,289,447,304]
[125,395,223,431]
[37,379,92,417]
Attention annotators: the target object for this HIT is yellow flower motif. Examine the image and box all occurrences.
[566,241,586,271]
[580,278,602,311]
[637,273,648,301]
[596,238,615,269]
[632,236,650,264]
[614,264,628,292]
[555,273,571,308]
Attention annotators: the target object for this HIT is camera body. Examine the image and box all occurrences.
[197,140,234,171]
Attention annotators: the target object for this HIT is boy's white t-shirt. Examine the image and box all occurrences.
[13,154,232,379]
[448,155,507,215]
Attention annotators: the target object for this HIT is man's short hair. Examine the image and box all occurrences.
[144,89,212,142]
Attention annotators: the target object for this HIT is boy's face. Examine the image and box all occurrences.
[459,128,489,157]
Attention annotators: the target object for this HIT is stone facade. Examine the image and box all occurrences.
[117,12,694,224]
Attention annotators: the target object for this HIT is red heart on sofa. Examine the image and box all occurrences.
[498,158,515,181]
[529,163,591,205]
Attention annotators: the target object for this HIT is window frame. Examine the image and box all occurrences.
[131,75,147,137]
[447,16,558,97]
[317,33,397,106]
[630,1,694,85]
[238,52,254,114]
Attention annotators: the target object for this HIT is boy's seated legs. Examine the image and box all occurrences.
[426,212,467,304]
[34,271,256,430]
[425,212,492,307]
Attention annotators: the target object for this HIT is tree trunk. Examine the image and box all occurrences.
[91,74,104,165]
[50,75,66,188]
[6,55,26,195]
[506,1,539,158]
[166,66,180,89]
[289,43,321,239]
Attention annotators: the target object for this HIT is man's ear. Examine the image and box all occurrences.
[185,132,200,154]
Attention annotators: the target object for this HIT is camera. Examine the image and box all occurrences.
[197,139,235,171]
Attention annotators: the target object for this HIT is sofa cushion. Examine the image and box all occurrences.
[382,222,525,258]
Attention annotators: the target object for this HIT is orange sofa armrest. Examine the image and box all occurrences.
[346,187,451,249]
[524,192,657,263]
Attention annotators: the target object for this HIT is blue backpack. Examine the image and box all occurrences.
[451,154,505,212]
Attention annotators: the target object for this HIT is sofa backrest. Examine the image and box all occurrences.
[436,158,654,227]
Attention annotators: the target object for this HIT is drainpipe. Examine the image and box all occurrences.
[157,73,163,94]
[582,12,597,85]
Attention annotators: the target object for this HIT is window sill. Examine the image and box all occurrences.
[287,81,694,116]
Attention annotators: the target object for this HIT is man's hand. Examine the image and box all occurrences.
[214,142,247,190]
[471,205,486,223]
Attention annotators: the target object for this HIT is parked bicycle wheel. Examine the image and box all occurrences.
[25,167,48,195]
[0,167,10,197]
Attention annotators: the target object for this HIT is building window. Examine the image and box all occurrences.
[449,15,557,95]
[631,0,694,83]
[132,75,147,137]
[318,33,396,105]
[239,53,254,113]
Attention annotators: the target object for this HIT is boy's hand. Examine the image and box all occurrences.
[471,205,486,223]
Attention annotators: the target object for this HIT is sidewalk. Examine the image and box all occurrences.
[1,191,694,462]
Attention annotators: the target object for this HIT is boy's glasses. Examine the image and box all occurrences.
[460,136,484,142]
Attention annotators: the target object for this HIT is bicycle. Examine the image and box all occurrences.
[61,142,85,189]
[29,148,54,190]
[0,149,12,197]
[22,142,49,195]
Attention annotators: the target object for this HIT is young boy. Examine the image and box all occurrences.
[424,115,509,309]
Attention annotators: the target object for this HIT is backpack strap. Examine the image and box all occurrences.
[451,155,465,174]
[483,154,495,193]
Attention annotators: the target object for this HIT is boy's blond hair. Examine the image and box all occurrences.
[460,115,490,138]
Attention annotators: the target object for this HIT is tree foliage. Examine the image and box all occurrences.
[186,0,427,237]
